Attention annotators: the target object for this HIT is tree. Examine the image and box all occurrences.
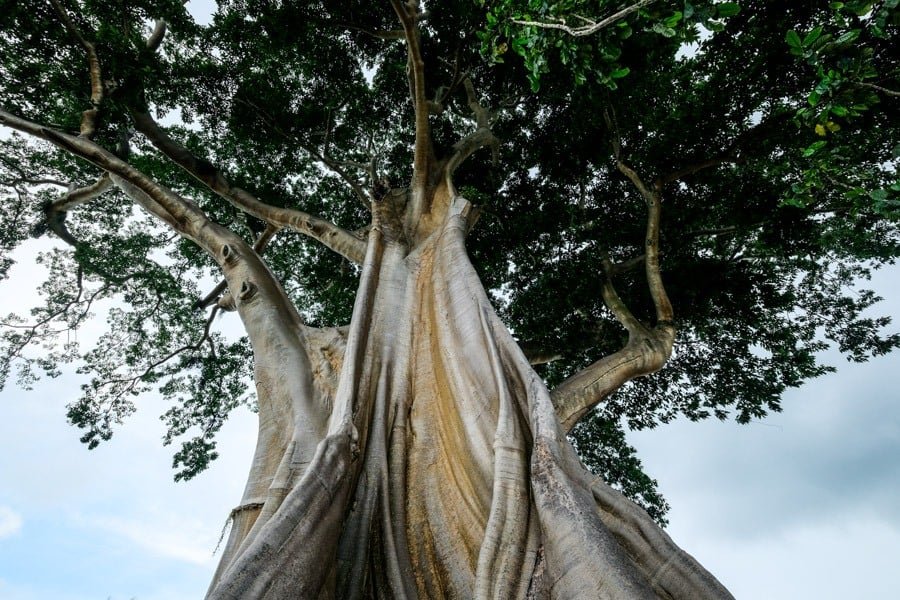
[1,0,897,597]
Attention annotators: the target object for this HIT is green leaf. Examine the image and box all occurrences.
[836,29,861,44]
[716,2,741,18]
[831,105,849,117]
[808,90,821,106]
[664,11,683,28]
[786,30,802,48]
[803,140,828,156]
[610,67,631,79]
[803,26,823,47]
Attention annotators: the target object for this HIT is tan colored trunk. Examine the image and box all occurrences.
[206,181,734,599]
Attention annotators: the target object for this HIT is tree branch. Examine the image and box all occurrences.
[855,81,900,98]
[48,0,103,138]
[391,0,433,190]
[551,161,675,430]
[41,174,113,245]
[443,77,499,180]
[550,329,673,432]
[145,19,167,52]
[195,224,279,311]
[1,108,225,249]
[511,0,658,37]
[600,256,643,334]
[129,109,367,263]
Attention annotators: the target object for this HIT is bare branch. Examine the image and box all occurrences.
[551,328,673,432]
[194,224,279,311]
[0,108,226,251]
[517,341,563,365]
[616,160,654,205]
[550,159,675,429]
[600,256,643,334]
[511,0,658,37]
[444,77,499,179]
[644,188,673,324]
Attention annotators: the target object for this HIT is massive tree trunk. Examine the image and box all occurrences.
[204,175,733,599]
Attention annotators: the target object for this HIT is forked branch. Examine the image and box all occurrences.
[551,161,674,431]
[41,174,113,245]
[195,224,280,311]
[443,77,499,180]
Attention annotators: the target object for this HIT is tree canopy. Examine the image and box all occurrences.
[1,0,898,527]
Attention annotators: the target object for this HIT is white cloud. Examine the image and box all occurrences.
[0,506,23,539]
[77,512,220,566]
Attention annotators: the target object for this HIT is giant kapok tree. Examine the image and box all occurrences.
[1,0,898,597]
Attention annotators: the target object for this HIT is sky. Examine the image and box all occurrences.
[2,1,900,598]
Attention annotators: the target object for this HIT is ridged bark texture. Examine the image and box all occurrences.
[207,194,734,599]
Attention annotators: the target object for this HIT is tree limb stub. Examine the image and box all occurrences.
[195,225,280,311]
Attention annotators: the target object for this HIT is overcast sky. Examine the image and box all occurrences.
[2,1,899,598]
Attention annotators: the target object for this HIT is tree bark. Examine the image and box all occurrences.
[204,178,733,598]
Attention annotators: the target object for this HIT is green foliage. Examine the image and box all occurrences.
[1,0,898,519]
[783,0,900,213]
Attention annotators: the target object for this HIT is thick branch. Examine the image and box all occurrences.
[600,256,643,334]
[511,0,658,37]
[195,224,280,311]
[551,161,675,429]
[618,160,672,323]
[391,0,433,188]
[130,109,367,263]
[551,327,674,432]
[644,189,673,323]
[616,160,654,205]
[146,19,167,51]
[1,108,222,249]
[48,0,103,138]
[443,77,499,181]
